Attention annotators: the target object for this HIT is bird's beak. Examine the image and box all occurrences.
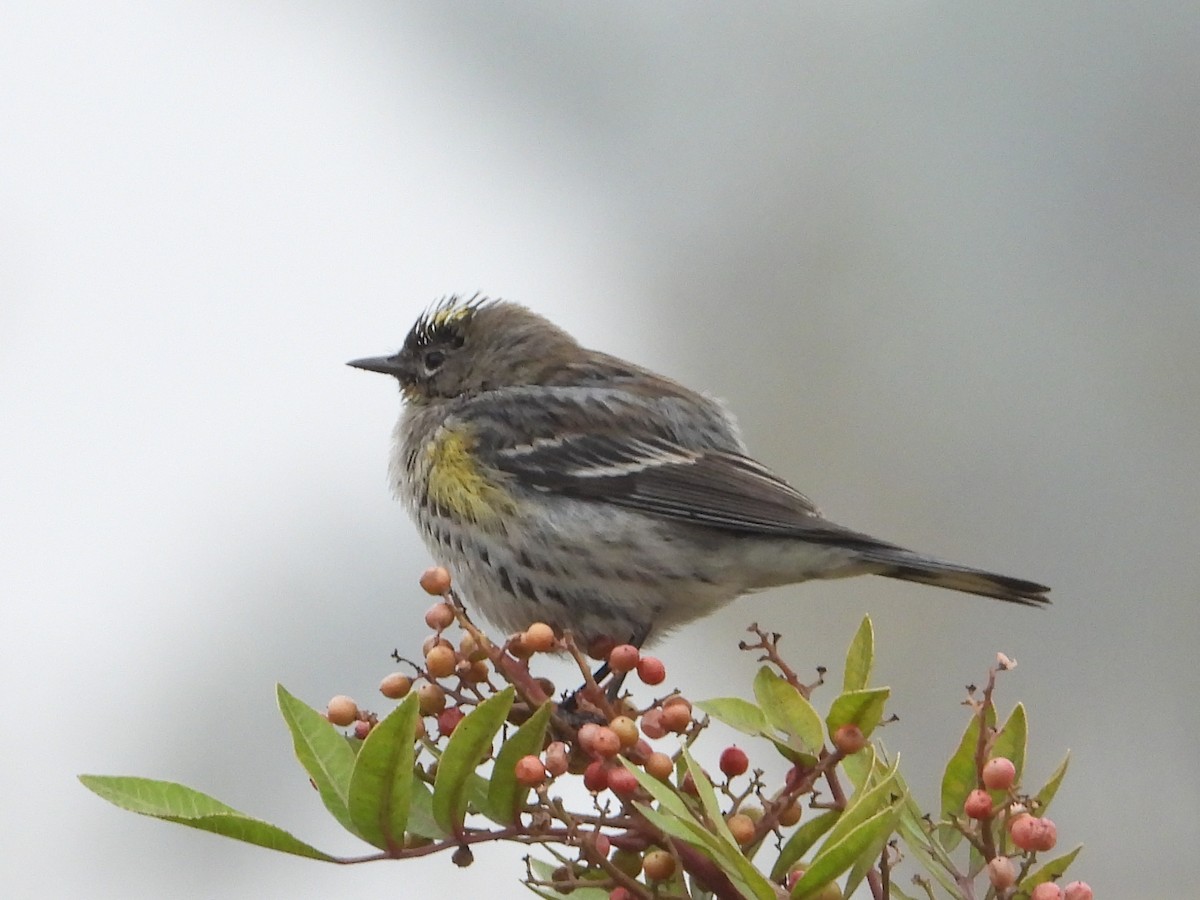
[347,354,406,377]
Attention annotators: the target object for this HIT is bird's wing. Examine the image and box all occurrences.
[491,429,895,548]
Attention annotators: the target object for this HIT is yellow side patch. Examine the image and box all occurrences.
[425,427,515,523]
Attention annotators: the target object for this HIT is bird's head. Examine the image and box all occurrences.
[348,295,581,403]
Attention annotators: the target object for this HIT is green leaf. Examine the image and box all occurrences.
[347,692,420,851]
[894,803,960,898]
[843,615,874,692]
[889,760,958,896]
[771,809,839,881]
[681,750,737,848]
[525,858,611,900]
[633,801,718,852]
[276,684,360,838]
[790,802,901,899]
[488,700,554,825]
[617,757,698,822]
[753,667,824,755]
[695,697,769,736]
[633,803,776,900]
[821,762,900,852]
[826,687,890,739]
[1018,844,1082,890]
[405,779,446,840]
[1033,751,1071,814]
[78,775,336,861]
[839,744,876,792]
[989,703,1028,799]
[939,702,996,850]
[432,686,514,835]
[840,755,904,898]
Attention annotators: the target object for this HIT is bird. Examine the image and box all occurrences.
[349,295,1048,650]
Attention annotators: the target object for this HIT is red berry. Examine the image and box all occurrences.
[419,566,452,595]
[832,723,866,755]
[607,767,639,796]
[583,760,610,792]
[589,831,611,857]
[1063,882,1093,900]
[1031,884,1064,900]
[982,756,1017,791]
[513,754,546,787]
[719,746,750,778]
[636,655,667,685]
[325,695,358,727]
[964,788,993,819]
[610,887,634,900]
[424,601,455,630]
[437,706,464,737]
[353,720,372,740]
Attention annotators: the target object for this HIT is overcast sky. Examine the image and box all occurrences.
[3,3,1197,898]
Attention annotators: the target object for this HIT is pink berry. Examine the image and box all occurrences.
[514,755,546,787]
[419,566,452,595]
[1063,882,1093,900]
[964,789,993,819]
[640,707,667,740]
[982,756,1017,791]
[987,856,1016,890]
[1010,814,1057,852]
[608,643,640,673]
[544,741,569,777]
[1031,884,1064,900]
[424,601,455,630]
[719,746,750,778]
[325,695,359,727]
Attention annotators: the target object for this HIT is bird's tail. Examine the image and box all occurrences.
[862,550,1050,607]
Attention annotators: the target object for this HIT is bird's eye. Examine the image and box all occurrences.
[423,349,446,372]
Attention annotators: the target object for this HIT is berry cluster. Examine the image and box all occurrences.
[77,564,1089,900]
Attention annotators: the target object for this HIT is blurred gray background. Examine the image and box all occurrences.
[3,3,1197,897]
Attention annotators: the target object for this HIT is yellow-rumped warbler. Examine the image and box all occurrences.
[350,295,1048,648]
